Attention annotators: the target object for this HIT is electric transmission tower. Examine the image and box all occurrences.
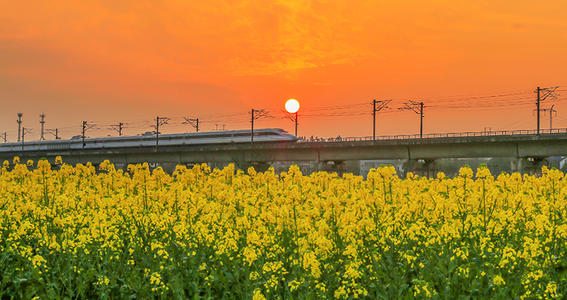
[400,100,425,138]
[17,113,23,142]
[153,116,170,150]
[1,132,6,143]
[40,113,45,141]
[536,86,559,134]
[250,109,270,143]
[183,117,199,132]
[110,122,126,136]
[372,100,391,140]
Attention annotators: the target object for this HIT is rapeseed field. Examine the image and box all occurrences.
[0,157,565,299]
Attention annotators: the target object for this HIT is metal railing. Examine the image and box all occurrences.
[297,128,567,143]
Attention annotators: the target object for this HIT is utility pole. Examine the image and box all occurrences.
[40,113,45,141]
[550,104,557,130]
[420,101,424,138]
[540,105,557,132]
[536,86,559,135]
[283,111,299,137]
[21,127,32,151]
[183,117,199,132]
[46,128,59,140]
[250,109,270,144]
[154,116,170,150]
[251,109,255,143]
[372,100,391,140]
[537,87,540,134]
[81,121,96,149]
[17,113,23,142]
[287,112,299,137]
[400,100,425,138]
[82,121,86,148]
[294,112,298,137]
[110,122,125,136]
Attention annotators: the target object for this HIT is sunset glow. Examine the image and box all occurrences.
[2,2,567,298]
[0,1,566,140]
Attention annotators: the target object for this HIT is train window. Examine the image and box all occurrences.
[232,132,277,137]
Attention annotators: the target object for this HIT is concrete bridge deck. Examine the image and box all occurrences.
[1,129,566,175]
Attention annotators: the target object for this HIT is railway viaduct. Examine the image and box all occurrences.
[2,130,567,176]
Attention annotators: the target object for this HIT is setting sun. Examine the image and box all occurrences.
[285,99,300,114]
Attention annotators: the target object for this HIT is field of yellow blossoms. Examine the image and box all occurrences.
[0,156,566,299]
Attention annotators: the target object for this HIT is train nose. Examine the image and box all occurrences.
[285,133,299,140]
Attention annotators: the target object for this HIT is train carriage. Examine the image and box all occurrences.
[0,128,297,152]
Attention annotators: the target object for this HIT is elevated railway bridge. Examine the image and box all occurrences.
[2,128,567,176]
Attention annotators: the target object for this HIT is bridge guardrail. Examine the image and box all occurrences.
[297,128,567,143]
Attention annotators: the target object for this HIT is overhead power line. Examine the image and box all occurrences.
[81,121,96,149]
[110,122,126,136]
[426,91,532,104]
[21,127,32,151]
[46,128,60,140]
[5,85,564,141]
[400,100,425,138]
[539,105,558,130]
[536,86,560,135]
[182,117,199,133]
[250,109,271,144]
[372,100,391,141]
[153,116,170,150]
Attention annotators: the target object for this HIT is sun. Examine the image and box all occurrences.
[285,99,300,113]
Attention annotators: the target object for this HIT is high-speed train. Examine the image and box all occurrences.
[0,128,297,152]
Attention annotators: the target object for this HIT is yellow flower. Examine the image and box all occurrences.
[493,275,505,286]
[458,166,473,178]
[476,165,492,179]
[96,275,110,287]
[243,246,257,266]
[252,288,266,300]
[545,281,560,299]
[0,162,565,298]
[149,272,162,285]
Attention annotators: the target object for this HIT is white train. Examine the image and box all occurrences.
[0,128,297,152]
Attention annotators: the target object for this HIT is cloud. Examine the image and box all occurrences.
[0,0,566,137]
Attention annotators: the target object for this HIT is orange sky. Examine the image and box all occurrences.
[1,0,567,140]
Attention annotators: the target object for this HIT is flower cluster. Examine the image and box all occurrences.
[0,158,565,298]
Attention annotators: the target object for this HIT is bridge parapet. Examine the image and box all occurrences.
[1,130,567,176]
[297,128,567,144]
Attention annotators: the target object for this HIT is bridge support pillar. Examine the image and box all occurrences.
[238,161,271,173]
[405,159,438,178]
[515,157,549,175]
[318,160,346,176]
